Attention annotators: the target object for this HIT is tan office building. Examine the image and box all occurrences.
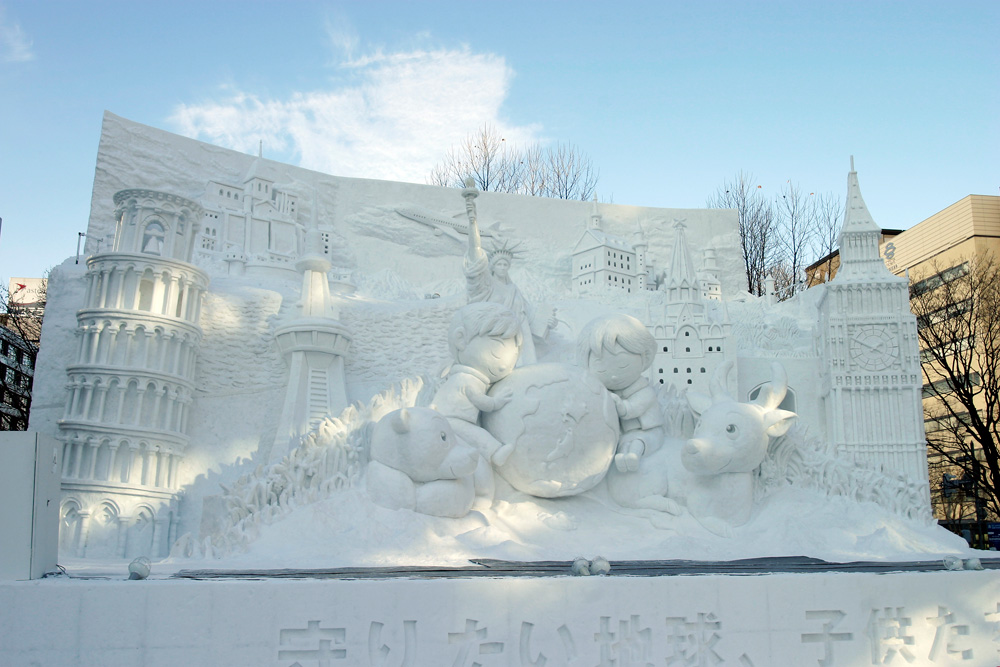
[881,195,1000,536]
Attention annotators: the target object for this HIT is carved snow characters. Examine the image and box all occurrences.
[577,314,678,512]
[674,361,796,535]
[431,302,522,503]
[366,407,480,518]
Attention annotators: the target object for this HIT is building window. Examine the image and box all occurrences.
[911,262,970,297]
[920,336,973,362]
[923,373,980,398]
[141,221,166,255]
[917,299,972,329]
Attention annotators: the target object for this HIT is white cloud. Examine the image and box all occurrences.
[170,46,541,184]
[0,6,34,63]
[322,11,359,62]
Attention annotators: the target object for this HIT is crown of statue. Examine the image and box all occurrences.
[488,238,522,263]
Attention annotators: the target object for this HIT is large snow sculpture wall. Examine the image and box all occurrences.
[27,113,938,562]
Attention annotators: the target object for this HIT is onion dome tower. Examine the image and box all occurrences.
[57,189,209,558]
[648,221,732,394]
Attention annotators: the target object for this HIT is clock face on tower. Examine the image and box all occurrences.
[849,325,899,371]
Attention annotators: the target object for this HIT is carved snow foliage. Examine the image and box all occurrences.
[206,376,435,556]
[755,425,933,523]
[657,383,698,441]
[729,299,815,358]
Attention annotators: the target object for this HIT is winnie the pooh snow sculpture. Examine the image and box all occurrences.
[366,407,480,518]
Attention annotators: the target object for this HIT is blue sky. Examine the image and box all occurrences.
[1,1,997,283]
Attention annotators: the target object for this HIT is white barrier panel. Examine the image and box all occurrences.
[1,571,998,666]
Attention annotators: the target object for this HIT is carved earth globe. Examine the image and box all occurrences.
[482,363,620,498]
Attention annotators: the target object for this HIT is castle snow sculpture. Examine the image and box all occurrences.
[28,113,938,562]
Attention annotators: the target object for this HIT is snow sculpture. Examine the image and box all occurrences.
[270,208,351,463]
[430,301,522,502]
[461,179,554,363]
[818,160,927,488]
[674,361,796,535]
[366,408,479,518]
[482,363,619,497]
[58,189,209,558]
[34,115,949,563]
[577,314,678,512]
[572,199,657,294]
[198,158,303,277]
[648,221,733,394]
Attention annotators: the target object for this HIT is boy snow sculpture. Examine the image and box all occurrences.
[461,178,554,363]
[431,301,522,503]
[578,314,678,513]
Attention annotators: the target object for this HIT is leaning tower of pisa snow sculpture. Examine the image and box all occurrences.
[57,189,209,559]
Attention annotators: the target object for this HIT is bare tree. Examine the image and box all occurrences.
[0,279,46,430]
[910,255,1000,534]
[428,124,599,201]
[543,142,598,201]
[428,123,522,193]
[765,260,795,300]
[807,192,845,285]
[518,144,548,197]
[707,172,777,296]
[773,181,817,299]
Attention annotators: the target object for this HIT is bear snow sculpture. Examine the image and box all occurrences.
[674,361,796,536]
[367,407,480,518]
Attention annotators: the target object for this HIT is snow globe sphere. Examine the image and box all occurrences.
[482,363,619,497]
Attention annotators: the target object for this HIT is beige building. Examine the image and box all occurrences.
[879,195,1000,277]
[882,196,1000,537]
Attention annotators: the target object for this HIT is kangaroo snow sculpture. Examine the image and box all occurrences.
[676,361,796,536]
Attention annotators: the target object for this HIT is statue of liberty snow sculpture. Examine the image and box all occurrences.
[461,178,554,364]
